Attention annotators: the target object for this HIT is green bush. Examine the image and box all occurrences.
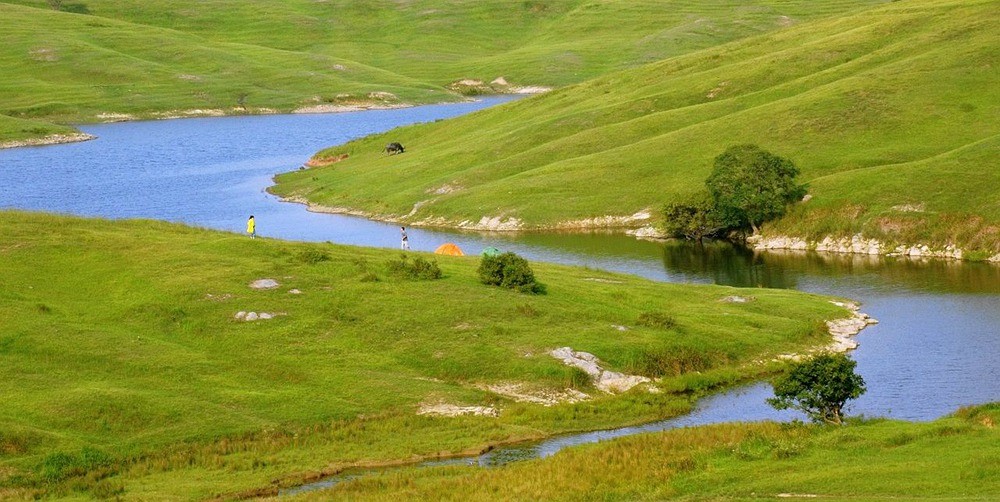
[477,252,544,294]
[386,254,442,280]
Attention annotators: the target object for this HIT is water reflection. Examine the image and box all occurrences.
[661,239,1000,295]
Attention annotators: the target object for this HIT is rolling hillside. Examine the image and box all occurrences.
[273,0,1000,254]
[1,0,885,140]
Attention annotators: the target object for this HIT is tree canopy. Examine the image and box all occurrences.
[768,353,866,425]
[706,144,806,233]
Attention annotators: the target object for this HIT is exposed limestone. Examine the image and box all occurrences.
[367,91,397,100]
[550,347,652,393]
[249,278,279,290]
[774,301,877,360]
[749,233,968,261]
[456,216,524,231]
[97,112,135,122]
[627,225,663,239]
[511,86,553,94]
[483,382,589,406]
[556,210,651,230]
[417,403,498,417]
[720,295,753,303]
[0,133,96,150]
[292,103,409,114]
[234,311,281,321]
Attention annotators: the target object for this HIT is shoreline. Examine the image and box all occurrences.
[275,194,1000,265]
[240,303,876,499]
[0,132,96,150]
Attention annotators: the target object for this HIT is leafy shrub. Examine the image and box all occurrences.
[478,252,544,294]
[662,193,726,240]
[296,248,331,264]
[386,254,442,280]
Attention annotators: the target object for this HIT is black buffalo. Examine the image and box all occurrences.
[384,142,405,155]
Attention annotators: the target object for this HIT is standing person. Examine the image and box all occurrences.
[247,215,256,239]
[400,226,409,250]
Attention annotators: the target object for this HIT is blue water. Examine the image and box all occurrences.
[2,100,997,424]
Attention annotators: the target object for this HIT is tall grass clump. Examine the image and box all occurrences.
[386,254,442,280]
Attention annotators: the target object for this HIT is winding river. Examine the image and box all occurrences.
[2,98,998,492]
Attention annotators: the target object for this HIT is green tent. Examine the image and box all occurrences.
[481,246,501,257]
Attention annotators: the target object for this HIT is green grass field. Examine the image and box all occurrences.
[287,404,1000,501]
[1,0,885,141]
[0,210,846,499]
[273,0,999,255]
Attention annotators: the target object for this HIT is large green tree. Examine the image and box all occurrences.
[705,145,806,234]
[768,353,866,425]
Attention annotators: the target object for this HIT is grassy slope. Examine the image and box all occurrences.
[0,2,450,124]
[273,0,999,252]
[0,115,78,146]
[291,404,1000,501]
[0,210,843,499]
[0,0,884,139]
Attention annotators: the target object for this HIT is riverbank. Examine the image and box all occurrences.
[749,233,1000,264]
[0,210,850,499]
[278,403,1000,501]
[0,132,95,149]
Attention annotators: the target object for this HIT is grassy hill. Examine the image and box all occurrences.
[0,210,844,499]
[1,0,885,141]
[272,0,999,255]
[289,404,1000,501]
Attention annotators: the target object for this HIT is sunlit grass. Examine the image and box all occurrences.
[274,0,999,255]
[0,210,843,498]
[287,404,1000,501]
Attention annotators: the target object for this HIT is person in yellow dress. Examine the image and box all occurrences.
[247,215,256,239]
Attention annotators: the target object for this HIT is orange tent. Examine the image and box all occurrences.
[434,243,464,256]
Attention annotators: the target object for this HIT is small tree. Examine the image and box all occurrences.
[705,144,806,234]
[662,193,726,240]
[768,353,866,425]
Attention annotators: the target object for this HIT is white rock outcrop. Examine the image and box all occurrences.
[417,403,499,417]
[550,347,651,393]
[249,278,279,289]
[748,234,967,260]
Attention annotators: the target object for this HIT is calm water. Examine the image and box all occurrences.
[2,100,998,475]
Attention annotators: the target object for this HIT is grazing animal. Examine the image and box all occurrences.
[384,142,405,155]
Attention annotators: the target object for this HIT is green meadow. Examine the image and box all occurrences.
[0,210,844,499]
[1,0,884,140]
[288,404,1000,501]
[274,0,1000,254]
